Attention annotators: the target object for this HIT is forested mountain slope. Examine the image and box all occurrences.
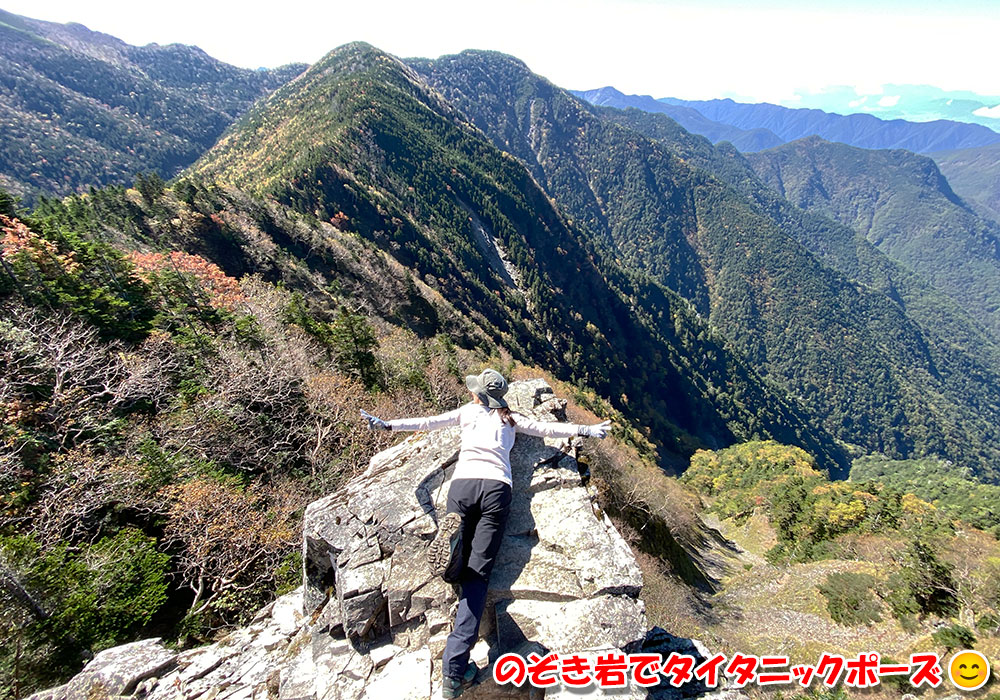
[0,9,305,202]
[597,105,1000,381]
[931,142,1000,226]
[188,42,846,473]
[748,136,1000,338]
[409,50,1000,482]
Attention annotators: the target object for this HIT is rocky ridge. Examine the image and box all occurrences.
[27,380,742,700]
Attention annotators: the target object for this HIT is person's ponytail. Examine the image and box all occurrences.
[496,406,516,426]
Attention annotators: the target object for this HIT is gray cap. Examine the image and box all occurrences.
[465,368,509,409]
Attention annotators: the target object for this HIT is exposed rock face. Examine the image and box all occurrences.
[296,378,648,697]
[24,638,178,700]
[302,379,644,636]
[27,380,745,700]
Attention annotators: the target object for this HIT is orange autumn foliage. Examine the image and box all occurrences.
[1,214,81,274]
[128,250,245,311]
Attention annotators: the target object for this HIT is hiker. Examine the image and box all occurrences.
[360,368,611,699]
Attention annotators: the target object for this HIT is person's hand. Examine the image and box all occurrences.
[578,420,612,439]
[360,409,390,431]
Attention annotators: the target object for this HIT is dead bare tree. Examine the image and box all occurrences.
[160,478,297,618]
[301,372,365,475]
[29,451,155,548]
[112,330,182,412]
[0,305,125,449]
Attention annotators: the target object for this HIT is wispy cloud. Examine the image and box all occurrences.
[973,105,1000,119]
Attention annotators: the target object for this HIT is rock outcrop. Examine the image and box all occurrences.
[27,380,744,700]
[297,378,647,698]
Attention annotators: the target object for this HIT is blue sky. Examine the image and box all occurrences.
[5,0,999,104]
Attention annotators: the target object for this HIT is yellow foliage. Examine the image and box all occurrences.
[901,492,936,515]
[712,474,729,493]
[828,500,866,529]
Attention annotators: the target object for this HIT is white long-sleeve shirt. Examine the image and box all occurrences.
[386,402,582,485]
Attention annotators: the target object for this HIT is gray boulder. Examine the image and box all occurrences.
[298,379,647,697]
[302,379,643,638]
[24,638,177,700]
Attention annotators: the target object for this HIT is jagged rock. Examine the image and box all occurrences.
[22,638,177,700]
[294,379,651,697]
[302,380,642,649]
[32,381,730,700]
[543,648,647,699]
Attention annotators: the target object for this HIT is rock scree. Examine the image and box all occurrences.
[26,380,745,700]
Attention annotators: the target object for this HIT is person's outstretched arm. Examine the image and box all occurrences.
[514,414,612,439]
[361,407,462,432]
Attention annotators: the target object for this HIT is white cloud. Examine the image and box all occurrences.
[973,105,1000,119]
[878,95,901,107]
[848,97,867,107]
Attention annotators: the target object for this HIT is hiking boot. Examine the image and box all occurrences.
[441,676,463,699]
[428,511,464,582]
[441,662,478,698]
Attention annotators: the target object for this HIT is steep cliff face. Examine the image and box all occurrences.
[25,381,743,699]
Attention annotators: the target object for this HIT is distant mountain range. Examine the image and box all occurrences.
[773,84,1000,130]
[572,87,784,152]
[0,8,306,202]
[573,87,1000,153]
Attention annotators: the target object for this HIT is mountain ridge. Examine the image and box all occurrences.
[0,8,306,202]
[573,87,1000,153]
[190,41,851,473]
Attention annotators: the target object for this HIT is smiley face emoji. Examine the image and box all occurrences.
[948,650,990,691]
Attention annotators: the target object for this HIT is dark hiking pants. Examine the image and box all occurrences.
[441,477,513,680]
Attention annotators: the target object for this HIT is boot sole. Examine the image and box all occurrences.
[428,511,463,578]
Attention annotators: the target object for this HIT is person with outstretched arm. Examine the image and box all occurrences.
[361,368,611,699]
